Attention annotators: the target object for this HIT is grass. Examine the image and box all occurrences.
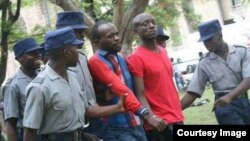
[180,86,218,125]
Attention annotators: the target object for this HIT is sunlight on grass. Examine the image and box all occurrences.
[180,86,218,125]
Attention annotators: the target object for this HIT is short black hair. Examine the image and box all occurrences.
[91,21,109,40]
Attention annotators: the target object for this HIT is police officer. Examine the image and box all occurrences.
[155,26,169,48]
[2,38,43,141]
[56,11,97,107]
[181,19,250,124]
[56,12,116,141]
[23,27,125,141]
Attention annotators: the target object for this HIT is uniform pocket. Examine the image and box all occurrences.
[52,92,71,123]
[209,73,224,83]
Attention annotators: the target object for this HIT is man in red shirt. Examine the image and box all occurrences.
[88,21,166,141]
[127,12,184,141]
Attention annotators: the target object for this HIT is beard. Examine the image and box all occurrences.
[24,60,42,71]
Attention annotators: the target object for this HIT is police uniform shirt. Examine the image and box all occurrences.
[68,52,97,106]
[23,65,89,134]
[3,69,32,128]
[187,45,250,97]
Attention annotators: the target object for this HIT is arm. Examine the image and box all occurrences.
[181,92,198,110]
[133,77,166,131]
[3,84,19,141]
[85,94,126,118]
[5,118,17,141]
[214,78,250,107]
[23,128,37,141]
[88,58,142,113]
[215,48,250,107]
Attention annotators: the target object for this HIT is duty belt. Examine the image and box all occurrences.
[42,129,83,141]
[215,92,248,100]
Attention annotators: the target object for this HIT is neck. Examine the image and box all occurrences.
[214,42,228,55]
[142,39,158,51]
[48,60,68,80]
[214,42,228,60]
[20,67,37,79]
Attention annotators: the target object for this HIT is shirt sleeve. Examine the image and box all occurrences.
[88,57,143,114]
[23,85,45,129]
[127,55,144,78]
[242,48,250,78]
[187,62,208,97]
[3,84,19,120]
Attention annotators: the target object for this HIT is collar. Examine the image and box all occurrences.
[97,49,109,57]
[45,64,60,81]
[209,44,236,60]
[16,69,32,80]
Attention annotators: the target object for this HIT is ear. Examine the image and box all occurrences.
[16,55,24,62]
[64,48,69,56]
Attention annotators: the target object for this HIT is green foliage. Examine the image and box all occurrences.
[22,0,38,7]
[181,0,201,31]
[9,22,28,41]
[147,0,182,46]
[181,87,217,124]
[30,24,49,43]
[147,0,179,28]
[78,0,114,21]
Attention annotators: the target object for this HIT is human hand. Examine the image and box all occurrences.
[214,95,233,108]
[144,114,167,132]
[116,93,128,113]
[105,83,114,101]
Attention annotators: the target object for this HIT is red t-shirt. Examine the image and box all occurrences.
[127,45,184,128]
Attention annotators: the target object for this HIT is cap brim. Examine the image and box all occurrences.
[163,35,169,41]
[25,46,44,53]
[70,25,88,29]
[198,33,215,42]
[71,39,84,47]
[157,35,169,41]
[15,46,43,59]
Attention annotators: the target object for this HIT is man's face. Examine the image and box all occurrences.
[74,29,85,48]
[74,29,85,39]
[135,15,157,40]
[97,23,121,53]
[156,36,167,48]
[18,50,42,71]
[64,45,79,67]
[203,33,221,52]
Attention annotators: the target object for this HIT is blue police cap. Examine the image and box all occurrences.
[198,19,222,42]
[56,11,88,29]
[45,27,84,51]
[156,26,169,41]
[13,38,43,59]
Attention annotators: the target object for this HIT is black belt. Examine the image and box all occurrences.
[42,129,83,141]
[215,92,248,100]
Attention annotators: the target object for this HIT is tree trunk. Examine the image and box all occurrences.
[0,1,8,85]
[0,0,21,86]
[113,0,124,33]
[49,0,149,55]
[48,0,95,50]
[120,0,149,56]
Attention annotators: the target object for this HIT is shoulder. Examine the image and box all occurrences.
[232,44,249,58]
[32,77,45,84]
[88,55,103,67]
[232,44,249,52]
[199,52,209,62]
[2,75,18,89]
[78,50,87,57]
[5,76,16,85]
